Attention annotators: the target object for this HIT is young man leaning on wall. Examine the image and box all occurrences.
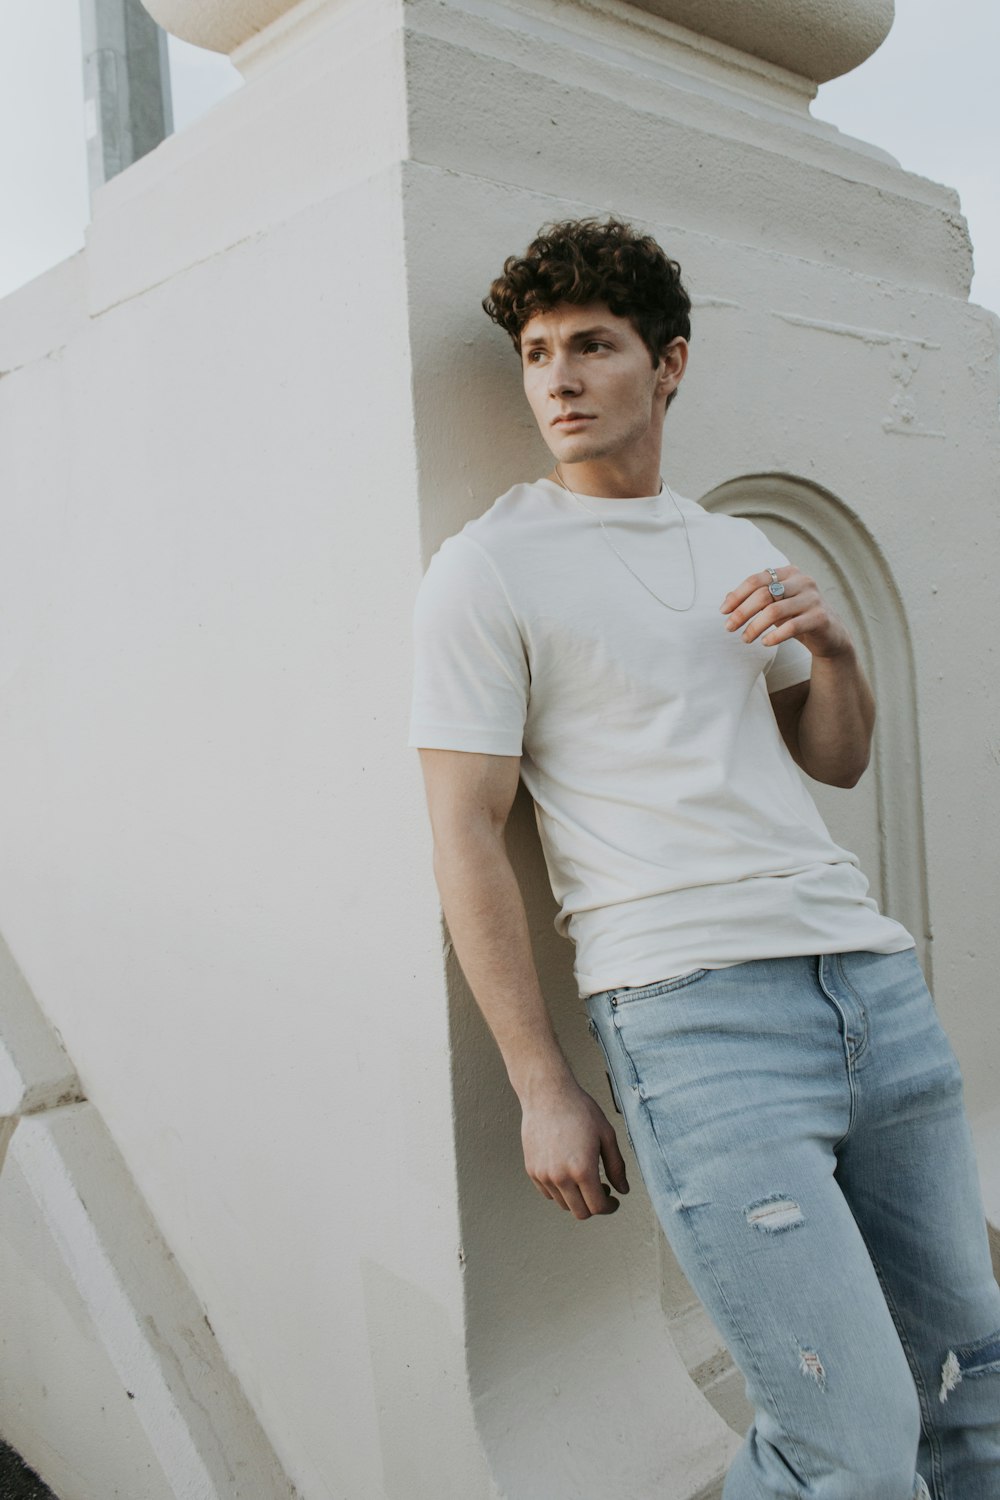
[408,216,1000,1499]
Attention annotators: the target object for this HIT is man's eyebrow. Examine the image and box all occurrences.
[521,325,619,349]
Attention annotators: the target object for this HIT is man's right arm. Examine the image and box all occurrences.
[418,747,629,1220]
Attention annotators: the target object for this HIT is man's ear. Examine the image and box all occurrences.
[656,337,689,387]
[657,336,689,399]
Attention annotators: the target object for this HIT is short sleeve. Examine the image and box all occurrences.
[408,534,529,756]
[764,633,813,693]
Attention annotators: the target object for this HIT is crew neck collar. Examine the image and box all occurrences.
[536,475,669,518]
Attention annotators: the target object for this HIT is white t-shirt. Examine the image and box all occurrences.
[409,478,915,997]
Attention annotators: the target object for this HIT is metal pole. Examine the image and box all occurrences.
[80,0,172,197]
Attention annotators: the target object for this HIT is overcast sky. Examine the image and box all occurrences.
[0,0,997,317]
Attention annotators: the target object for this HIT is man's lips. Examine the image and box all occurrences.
[551,413,596,427]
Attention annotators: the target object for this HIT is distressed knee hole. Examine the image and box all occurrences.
[745,1193,804,1233]
[939,1328,1000,1402]
[796,1342,826,1391]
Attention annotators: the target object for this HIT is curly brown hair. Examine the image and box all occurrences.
[482,216,691,369]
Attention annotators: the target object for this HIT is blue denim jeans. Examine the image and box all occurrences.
[585,948,1000,1499]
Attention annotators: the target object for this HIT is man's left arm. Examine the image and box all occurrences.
[720,566,874,789]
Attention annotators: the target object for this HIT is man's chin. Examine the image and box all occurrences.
[545,436,612,466]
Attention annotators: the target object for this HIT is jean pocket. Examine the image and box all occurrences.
[586,1018,634,1150]
[611,968,711,1006]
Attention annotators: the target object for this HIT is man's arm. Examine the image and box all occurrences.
[722,566,874,788]
[769,644,874,788]
[418,746,629,1220]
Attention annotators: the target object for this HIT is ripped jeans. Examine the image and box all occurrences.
[585,948,1000,1500]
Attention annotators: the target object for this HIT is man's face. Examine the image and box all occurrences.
[519,301,685,469]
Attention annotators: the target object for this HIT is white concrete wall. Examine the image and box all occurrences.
[0,0,996,1495]
[0,4,491,1496]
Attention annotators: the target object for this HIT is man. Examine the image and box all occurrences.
[408,216,1000,1498]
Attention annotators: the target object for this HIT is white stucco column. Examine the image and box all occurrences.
[1,0,996,1497]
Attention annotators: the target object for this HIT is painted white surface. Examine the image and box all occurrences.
[0,925,300,1497]
[0,0,996,1495]
[0,6,491,1496]
[0,1137,180,1500]
[0,932,300,1498]
[10,1105,297,1498]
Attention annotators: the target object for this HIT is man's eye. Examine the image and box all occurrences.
[584,341,607,352]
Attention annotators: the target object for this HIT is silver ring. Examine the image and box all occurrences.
[767,567,785,599]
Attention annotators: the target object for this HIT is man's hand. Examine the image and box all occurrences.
[720,565,852,660]
[520,1077,630,1220]
[721,562,875,786]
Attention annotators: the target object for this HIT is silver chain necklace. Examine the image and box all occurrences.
[552,465,697,613]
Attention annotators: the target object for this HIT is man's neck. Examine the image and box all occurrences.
[548,455,664,499]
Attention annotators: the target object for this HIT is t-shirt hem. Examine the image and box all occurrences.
[766,662,813,694]
[575,935,917,999]
[408,726,523,755]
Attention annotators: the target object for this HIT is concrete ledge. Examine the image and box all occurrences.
[2,1103,298,1500]
[0,938,81,1119]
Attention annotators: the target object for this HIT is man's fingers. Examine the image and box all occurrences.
[720,568,788,610]
[536,1167,619,1219]
[533,1176,573,1211]
[600,1129,630,1195]
[560,1182,594,1219]
[758,621,794,646]
[522,1088,630,1220]
[561,1175,618,1219]
[739,596,795,641]
[725,585,792,631]
[722,585,766,628]
[534,1175,600,1216]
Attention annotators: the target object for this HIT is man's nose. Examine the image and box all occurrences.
[548,355,582,395]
